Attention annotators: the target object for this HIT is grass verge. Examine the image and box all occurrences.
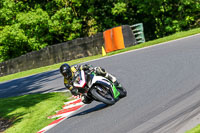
[186,124,200,133]
[0,27,200,83]
[0,92,71,133]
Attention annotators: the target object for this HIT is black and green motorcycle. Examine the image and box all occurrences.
[73,70,127,105]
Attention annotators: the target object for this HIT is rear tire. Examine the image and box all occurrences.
[90,86,115,105]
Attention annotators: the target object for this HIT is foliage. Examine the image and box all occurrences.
[112,2,127,15]
[49,7,82,42]
[0,0,18,26]
[0,24,28,61]
[0,0,200,62]
[16,8,50,50]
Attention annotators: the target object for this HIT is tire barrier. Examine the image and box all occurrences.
[130,23,145,44]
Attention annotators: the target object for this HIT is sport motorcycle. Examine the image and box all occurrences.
[73,70,127,105]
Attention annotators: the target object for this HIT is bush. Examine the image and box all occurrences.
[0,24,28,61]
[0,0,200,62]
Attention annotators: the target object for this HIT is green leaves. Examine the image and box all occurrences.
[16,8,50,51]
[0,6,50,61]
[0,0,17,25]
[0,0,200,62]
[0,24,28,60]
[112,2,127,15]
[49,7,82,41]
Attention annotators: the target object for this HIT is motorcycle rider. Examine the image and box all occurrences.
[60,63,126,104]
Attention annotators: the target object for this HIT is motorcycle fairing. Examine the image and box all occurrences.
[90,75,120,99]
[73,70,86,88]
[73,70,120,99]
[111,84,120,99]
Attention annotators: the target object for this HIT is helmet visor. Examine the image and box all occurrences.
[62,69,72,79]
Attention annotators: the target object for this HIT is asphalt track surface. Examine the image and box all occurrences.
[1,34,200,133]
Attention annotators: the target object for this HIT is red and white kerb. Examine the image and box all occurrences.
[37,96,85,133]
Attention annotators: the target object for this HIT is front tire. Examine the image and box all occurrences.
[81,95,93,104]
[90,86,115,105]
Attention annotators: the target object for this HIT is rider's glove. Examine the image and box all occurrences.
[65,84,72,90]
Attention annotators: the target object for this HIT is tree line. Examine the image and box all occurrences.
[0,0,199,62]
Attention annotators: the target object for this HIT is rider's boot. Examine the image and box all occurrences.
[81,95,93,104]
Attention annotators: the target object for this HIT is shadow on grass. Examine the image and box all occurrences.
[0,93,56,125]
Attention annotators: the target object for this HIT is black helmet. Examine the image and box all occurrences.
[60,63,72,79]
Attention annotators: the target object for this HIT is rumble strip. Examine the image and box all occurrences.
[37,96,85,133]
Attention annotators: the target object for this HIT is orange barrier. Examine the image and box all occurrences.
[103,26,125,53]
[103,29,113,53]
[112,26,125,50]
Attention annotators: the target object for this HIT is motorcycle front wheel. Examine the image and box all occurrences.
[90,86,115,105]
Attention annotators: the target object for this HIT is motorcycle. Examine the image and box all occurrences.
[73,69,127,105]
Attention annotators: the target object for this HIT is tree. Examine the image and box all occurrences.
[0,0,200,62]
[0,24,28,61]
[49,7,82,43]
[16,8,51,50]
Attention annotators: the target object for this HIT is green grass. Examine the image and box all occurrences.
[186,124,200,133]
[0,92,71,133]
[0,27,200,83]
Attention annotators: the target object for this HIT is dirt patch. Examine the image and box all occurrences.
[0,117,13,133]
